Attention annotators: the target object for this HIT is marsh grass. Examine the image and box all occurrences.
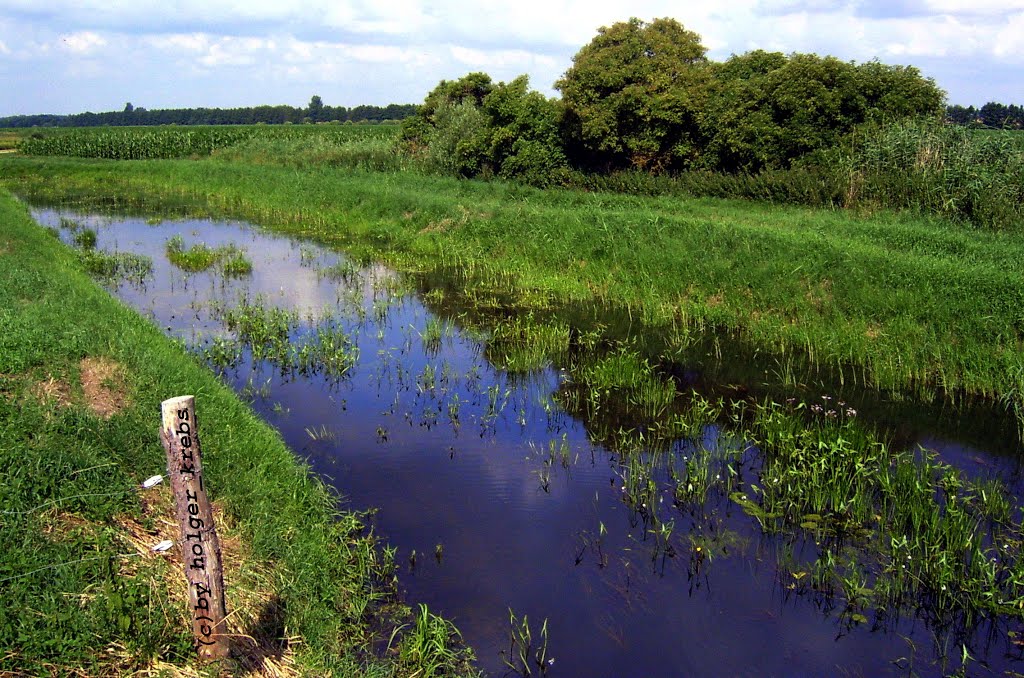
[393,604,478,678]
[584,380,1024,632]
[6,156,1018,417]
[484,316,570,373]
[503,610,551,677]
[419,316,450,354]
[319,258,361,283]
[165,234,252,276]
[72,226,96,250]
[210,297,359,379]
[559,345,680,441]
[78,249,154,284]
[733,398,1024,623]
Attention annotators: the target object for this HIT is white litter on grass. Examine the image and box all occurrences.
[152,540,174,553]
[142,475,164,489]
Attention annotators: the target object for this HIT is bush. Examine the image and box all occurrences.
[424,100,491,177]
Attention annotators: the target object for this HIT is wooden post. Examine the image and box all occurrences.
[160,395,230,661]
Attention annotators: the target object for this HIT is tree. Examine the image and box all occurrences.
[700,51,944,172]
[306,95,324,123]
[123,102,134,114]
[482,75,569,185]
[556,17,712,172]
[400,72,493,151]
[980,101,1011,128]
[423,99,491,177]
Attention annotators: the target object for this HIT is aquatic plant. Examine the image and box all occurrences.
[393,604,475,678]
[503,609,552,677]
[420,316,449,354]
[78,250,153,284]
[72,227,97,250]
[166,234,253,276]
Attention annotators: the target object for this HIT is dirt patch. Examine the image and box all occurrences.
[80,357,129,419]
[31,376,74,409]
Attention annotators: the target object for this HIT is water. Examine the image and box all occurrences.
[32,207,1024,677]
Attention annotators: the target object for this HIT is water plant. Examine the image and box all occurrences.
[319,258,361,282]
[77,249,153,284]
[72,227,97,250]
[394,603,476,678]
[420,316,449,354]
[485,316,570,373]
[503,609,552,677]
[165,234,253,276]
[212,297,359,379]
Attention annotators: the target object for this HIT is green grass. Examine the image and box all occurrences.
[0,189,475,675]
[1,153,1022,429]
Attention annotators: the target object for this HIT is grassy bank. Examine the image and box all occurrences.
[0,190,475,675]
[2,155,1022,423]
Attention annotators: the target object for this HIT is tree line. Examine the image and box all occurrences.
[0,97,417,128]
[946,103,1024,129]
[401,17,947,184]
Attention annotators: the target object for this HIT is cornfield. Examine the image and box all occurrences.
[17,124,398,160]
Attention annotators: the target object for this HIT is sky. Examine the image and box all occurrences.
[0,0,1021,116]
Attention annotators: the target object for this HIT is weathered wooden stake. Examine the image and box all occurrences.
[160,395,230,661]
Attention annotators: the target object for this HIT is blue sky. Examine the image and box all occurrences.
[0,0,1020,116]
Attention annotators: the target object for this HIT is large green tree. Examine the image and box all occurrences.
[556,17,712,172]
[402,72,568,183]
[701,52,945,172]
[482,75,568,185]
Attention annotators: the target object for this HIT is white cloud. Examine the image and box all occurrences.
[924,0,1024,13]
[0,0,1021,115]
[196,36,271,67]
[449,45,556,70]
[992,12,1024,61]
[146,33,209,52]
[58,31,106,54]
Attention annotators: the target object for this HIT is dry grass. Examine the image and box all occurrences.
[112,486,303,677]
[29,375,74,409]
[24,481,303,677]
[22,357,130,420]
[80,357,129,419]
